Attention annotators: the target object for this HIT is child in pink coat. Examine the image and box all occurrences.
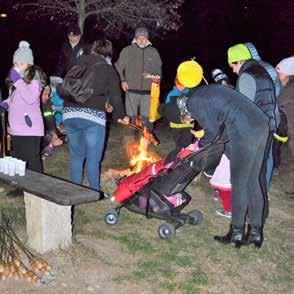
[209,154,232,218]
[3,41,44,173]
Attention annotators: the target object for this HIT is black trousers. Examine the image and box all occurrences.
[171,127,194,149]
[12,136,43,173]
[164,128,194,164]
[230,130,271,227]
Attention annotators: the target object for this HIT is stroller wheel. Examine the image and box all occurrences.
[104,209,119,225]
[188,210,203,225]
[158,223,176,240]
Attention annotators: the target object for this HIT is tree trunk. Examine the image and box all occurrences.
[78,0,86,34]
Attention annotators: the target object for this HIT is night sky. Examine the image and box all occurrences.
[0,0,293,98]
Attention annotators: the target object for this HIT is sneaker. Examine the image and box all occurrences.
[216,209,232,219]
[203,171,213,178]
[42,144,55,156]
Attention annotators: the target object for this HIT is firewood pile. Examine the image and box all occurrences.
[0,213,52,284]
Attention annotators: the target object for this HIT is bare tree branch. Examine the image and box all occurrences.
[13,0,185,37]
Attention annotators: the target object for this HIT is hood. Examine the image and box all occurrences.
[245,42,261,61]
[131,38,152,48]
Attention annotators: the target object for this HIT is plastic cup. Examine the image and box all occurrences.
[0,158,4,173]
[3,159,9,175]
[8,161,16,176]
[18,160,26,176]
[10,158,19,174]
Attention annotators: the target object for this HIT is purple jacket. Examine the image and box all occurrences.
[5,79,44,136]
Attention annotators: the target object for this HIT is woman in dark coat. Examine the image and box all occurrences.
[59,39,128,191]
[160,83,271,248]
[276,57,294,156]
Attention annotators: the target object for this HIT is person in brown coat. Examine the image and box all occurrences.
[276,57,294,156]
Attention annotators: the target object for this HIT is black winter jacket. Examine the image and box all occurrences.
[55,40,85,78]
[188,85,270,159]
[62,54,125,120]
[237,60,276,131]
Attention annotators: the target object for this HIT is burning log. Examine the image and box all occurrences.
[103,131,162,185]
[0,212,52,284]
[101,168,133,181]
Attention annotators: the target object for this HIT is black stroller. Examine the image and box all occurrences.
[104,140,225,239]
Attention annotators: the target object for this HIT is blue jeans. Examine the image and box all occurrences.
[64,118,105,190]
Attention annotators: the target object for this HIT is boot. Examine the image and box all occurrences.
[214,223,246,248]
[246,225,263,248]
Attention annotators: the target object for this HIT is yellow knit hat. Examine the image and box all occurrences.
[227,44,251,64]
[177,60,203,88]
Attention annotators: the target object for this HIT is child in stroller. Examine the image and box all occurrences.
[105,138,224,239]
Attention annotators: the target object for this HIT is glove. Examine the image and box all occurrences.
[211,69,230,85]
[0,101,9,111]
[10,69,21,83]
[191,129,205,139]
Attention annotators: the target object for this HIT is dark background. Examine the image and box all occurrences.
[0,0,293,99]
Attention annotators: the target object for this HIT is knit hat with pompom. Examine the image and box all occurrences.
[13,41,34,65]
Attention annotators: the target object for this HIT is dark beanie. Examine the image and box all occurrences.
[67,24,81,36]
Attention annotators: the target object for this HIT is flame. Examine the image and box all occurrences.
[127,136,161,173]
[143,127,159,146]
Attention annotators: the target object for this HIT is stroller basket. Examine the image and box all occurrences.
[125,189,192,219]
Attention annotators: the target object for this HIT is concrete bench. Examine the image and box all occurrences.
[0,169,102,253]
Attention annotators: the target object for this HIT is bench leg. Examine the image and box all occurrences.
[24,192,72,253]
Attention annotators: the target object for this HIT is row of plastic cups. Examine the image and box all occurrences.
[0,156,26,176]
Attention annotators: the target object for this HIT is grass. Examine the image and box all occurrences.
[0,187,26,226]
[1,122,293,293]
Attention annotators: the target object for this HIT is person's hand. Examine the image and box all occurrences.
[106,103,113,113]
[0,101,9,111]
[51,133,63,147]
[121,81,128,92]
[186,143,196,151]
[191,129,205,139]
[152,75,161,83]
[10,69,21,83]
[118,116,130,124]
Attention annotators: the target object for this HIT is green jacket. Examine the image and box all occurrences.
[115,43,162,93]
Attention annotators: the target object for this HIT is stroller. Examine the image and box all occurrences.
[104,139,225,239]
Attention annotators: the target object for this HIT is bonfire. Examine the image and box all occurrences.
[127,135,161,173]
[103,128,162,180]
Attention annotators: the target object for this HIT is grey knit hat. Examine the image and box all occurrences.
[135,27,149,38]
[276,57,294,76]
[13,41,34,65]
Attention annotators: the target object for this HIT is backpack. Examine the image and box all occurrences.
[60,61,102,104]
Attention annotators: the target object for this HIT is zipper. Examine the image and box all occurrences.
[140,48,144,90]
